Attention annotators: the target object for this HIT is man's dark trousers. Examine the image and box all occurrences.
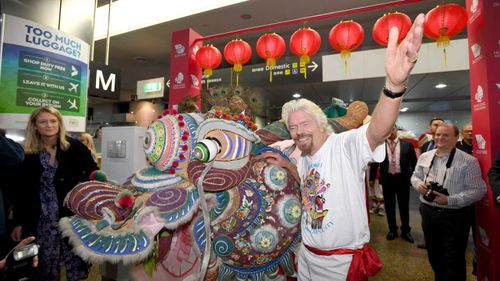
[420,203,469,281]
[383,173,411,233]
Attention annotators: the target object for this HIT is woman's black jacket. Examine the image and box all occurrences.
[13,137,98,237]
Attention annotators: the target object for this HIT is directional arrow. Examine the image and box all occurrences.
[71,66,78,76]
[307,61,318,72]
[166,79,171,88]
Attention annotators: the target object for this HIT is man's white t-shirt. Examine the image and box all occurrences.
[297,124,385,250]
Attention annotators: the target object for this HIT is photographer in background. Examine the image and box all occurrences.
[0,236,38,280]
[411,123,486,281]
[0,130,24,258]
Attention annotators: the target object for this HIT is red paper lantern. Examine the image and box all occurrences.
[195,44,222,76]
[224,39,252,86]
[256,33,286,82]
[289,27,321,79]
[256,33,286,67]
[424,3,467,65]
[425,4,467,46]
[328,20,364,75]
[372,12,412,47]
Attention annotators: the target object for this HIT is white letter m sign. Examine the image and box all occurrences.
[96,70,116,92]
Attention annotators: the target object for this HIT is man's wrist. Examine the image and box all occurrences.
[383,86,406,99]
[385,79,407,94]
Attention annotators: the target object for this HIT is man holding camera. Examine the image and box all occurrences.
[411,123,486,281]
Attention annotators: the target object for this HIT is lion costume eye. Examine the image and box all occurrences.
[193,138,221,163]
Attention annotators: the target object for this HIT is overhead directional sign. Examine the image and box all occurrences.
[201,55,322,87]
[88,62,121,100]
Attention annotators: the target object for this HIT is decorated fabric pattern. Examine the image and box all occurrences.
[131,216,203,281]
[255,121,290,145]
[64,181,133,222]
[59,105,329,280]
[195,118,260,170]
[188,160,251,192]
[143,113,203,174]
[131,167,186,192]
[62,216,152,258]
[302,168,331,230]
[145,186,199,228]
[192,159,301,277]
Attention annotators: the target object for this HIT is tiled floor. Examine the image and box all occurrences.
[78,190,476,281]
[368,191,476,281]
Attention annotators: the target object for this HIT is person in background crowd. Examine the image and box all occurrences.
[416,118,445,249]
[80,132,98,164]
[10,106,98,281]
[368,163,385,216]
[489,147,500,206]
[453,123,477,274]
[371,125,417,243]
[0,236,38,280]
[93,125,104,139]
[93,125,104,154]
[456,123,473,155]
[420,118,444,152]
[258,13,425,280]
[0,129,24,261]
[411,123,486,281]
[398,128,421,157]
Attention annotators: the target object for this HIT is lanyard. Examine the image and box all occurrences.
[424,148,456,185]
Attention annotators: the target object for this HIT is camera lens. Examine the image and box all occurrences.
[423,189,436,202]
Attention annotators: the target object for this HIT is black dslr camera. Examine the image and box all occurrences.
[423,181,449,202]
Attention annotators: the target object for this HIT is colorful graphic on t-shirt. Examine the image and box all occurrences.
[302,168,330,229]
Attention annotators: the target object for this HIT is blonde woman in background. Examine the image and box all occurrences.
[11,106,97,281]
[80,132,97,163]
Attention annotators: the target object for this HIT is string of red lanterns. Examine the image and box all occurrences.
[194,4,467,84]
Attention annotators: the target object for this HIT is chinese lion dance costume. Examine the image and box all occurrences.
[59,87,368,281]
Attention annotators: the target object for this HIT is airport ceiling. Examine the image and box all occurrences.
[91,0,471,118]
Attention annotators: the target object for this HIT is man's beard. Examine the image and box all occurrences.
[294,134,313,154]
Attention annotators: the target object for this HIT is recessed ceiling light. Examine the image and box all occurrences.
[133,56,149,63]
[240,13,252,20]
[435,83,447,89]
[400,107,409,112]
[292,93,301,98]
